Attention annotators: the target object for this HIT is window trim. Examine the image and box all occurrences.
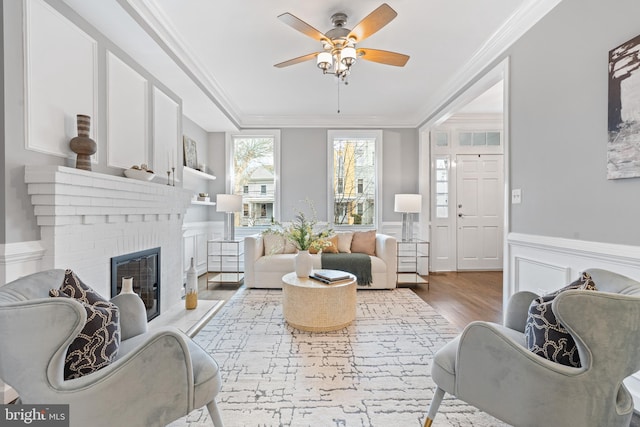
[225,129,281,229]
[326,129,383,229]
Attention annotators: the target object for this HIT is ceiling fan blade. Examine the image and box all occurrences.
[357,48,410,67]
[278,12,327,41]
[274,52,319,68]
[348,3,397,43]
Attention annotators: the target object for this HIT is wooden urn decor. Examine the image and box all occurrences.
[69,114,97,171]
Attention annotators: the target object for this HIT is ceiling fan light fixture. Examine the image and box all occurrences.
[340,46,357,67]
[317,51,333,72]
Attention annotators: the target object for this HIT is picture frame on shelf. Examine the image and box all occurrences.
[183,136,198,169]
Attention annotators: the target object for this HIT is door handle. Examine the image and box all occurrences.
[458,213,464,218]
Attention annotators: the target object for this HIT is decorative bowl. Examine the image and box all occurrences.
[124,168,155,181]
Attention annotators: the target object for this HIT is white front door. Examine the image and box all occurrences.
[456,154,504,270]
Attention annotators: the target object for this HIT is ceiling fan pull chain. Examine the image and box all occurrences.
[337,77,341,114]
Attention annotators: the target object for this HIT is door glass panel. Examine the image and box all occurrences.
[472,132,487,146]
[435,132,449,147]
[487,132,501,146]
[459,132,472,146]
[435,156,450,218]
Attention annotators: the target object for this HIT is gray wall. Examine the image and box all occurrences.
[182,116,211,223]
[279,128,419,224]
[507,0,640,245]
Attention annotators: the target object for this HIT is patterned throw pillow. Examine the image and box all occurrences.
[524,272,597,367]
[50,270,120,380]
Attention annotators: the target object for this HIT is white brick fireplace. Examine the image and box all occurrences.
[24,165,192,315]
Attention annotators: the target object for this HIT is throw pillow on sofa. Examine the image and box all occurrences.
[350,230,376,255]
[50,270,120,380]
[336,231,354,253]
[524,272,597,367]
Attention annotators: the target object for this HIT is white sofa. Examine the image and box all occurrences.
[244,233,397,289]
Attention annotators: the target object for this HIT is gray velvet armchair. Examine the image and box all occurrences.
[0,269,224,427]
[424,268,640,427]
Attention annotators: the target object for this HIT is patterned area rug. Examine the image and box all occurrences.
[169,288,507,427]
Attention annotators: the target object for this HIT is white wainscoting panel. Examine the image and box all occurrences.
[0,241,45,286]
[507,232,640,411]
[24,0,97,158]
[513,256,571,296]
[107,51,148,169]
[152,87,180,174]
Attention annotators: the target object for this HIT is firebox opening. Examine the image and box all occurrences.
[111,247,161,322]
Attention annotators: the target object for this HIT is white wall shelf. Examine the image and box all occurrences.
[184,166,216,181]
[191,200,216,206]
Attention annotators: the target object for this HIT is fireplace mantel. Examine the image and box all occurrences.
[25,165,192,225]
[24,165,192,313]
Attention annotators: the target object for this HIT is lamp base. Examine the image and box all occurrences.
[224,212,235,241]
[401,212,414,242]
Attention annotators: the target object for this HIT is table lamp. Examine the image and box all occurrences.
[394,194,422,242]
[216,194,243,241]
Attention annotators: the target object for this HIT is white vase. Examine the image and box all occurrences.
[294,250,313,278]
[120,276,135,294]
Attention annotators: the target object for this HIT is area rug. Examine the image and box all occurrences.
[168,288,508,427]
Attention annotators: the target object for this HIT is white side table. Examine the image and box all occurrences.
[207,239,244,288]
[282,271,356,332]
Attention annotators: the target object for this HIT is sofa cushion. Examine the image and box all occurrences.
[50,270,121,380]
[254,254,322,272]
[524,272,597,367]
[322,235,339,253]
[336,231,354,253]
[263,233,286,254]
[351,230,377,255]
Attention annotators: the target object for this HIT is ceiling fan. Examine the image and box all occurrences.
[274,3,410,83]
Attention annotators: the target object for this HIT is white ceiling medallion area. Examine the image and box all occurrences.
[65,0,562,131]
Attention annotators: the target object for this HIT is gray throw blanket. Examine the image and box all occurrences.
[321,253,372,286]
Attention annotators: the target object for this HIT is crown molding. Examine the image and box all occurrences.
[416,0,563,127]
[119,0,241,129]
[120,0,561,130]
[238,113,422,129]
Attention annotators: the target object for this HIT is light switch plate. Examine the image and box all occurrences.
[512,189,522,204]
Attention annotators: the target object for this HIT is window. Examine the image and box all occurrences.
[459,131,501,147]
[435,157,450,218]
[328,130,382,227]
[227,130,280,227]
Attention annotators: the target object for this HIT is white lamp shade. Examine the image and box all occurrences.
[394,194,422,213]
[216,194,243,213]
[340,47,356,66]
[317,52,332,70]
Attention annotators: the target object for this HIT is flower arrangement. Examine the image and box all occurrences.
[285,212,315,251]
[264,200,333,252]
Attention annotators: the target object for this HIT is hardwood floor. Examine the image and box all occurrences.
[410,271,503,331]
[198,271,504,332]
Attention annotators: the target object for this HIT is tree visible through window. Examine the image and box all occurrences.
[330,133,379,226]
[230,134,277,227]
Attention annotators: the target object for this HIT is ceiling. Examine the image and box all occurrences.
[61,0,560,131]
